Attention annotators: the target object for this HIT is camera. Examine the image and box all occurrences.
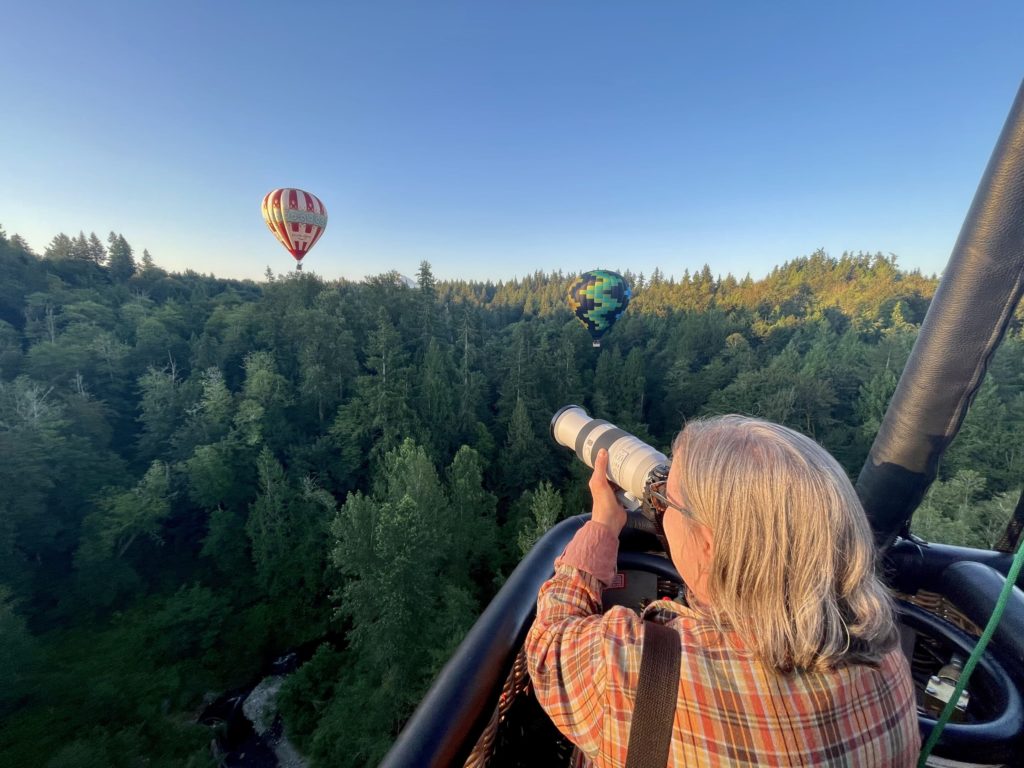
[549,405,669,507]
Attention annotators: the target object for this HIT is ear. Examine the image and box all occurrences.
[694,520,714,564]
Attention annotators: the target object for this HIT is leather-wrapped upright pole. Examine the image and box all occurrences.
[857,80,1024,549]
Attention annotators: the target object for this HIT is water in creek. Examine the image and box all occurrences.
[199,652,310,768]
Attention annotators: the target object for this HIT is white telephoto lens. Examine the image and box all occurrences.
[550,405,668,499]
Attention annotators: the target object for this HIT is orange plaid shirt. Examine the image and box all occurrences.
[525,521,920,767]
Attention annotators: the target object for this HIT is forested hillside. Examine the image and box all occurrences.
[1,227,1021,767]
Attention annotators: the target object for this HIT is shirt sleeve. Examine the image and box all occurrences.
[525,521,641,760]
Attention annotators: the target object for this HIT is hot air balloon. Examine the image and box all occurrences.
[567,269,631,347]
[261,188,328,271]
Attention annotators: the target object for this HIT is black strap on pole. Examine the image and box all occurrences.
[625,620,680,768]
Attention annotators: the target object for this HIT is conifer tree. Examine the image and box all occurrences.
[296,303,357,425]
[501,396,547,496]
[71,231,91,261]
[106,232,136,282]
[87,232,106,265]
[325,439,474,766]
[415,260,439,346]
[246,447,332,613]
[8,234,33,254]
[856,369,898,441]
[137,363,187,461]
[445,445,498,592]
[453,308,489,451]
[518,481,563,556]
[234,350,292,448]
[43,233,74,260]
[332,310,420,474]
[417,338,458,463]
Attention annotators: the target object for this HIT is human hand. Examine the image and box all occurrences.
[589,449,627,535]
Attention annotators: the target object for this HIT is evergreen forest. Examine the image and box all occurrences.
[2,227,1023,767]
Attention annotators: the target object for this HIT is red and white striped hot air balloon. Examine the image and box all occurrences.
[261,188,328,271]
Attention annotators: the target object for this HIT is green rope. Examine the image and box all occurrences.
[917,538,1024,767]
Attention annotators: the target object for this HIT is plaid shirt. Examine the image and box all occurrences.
[525,521,921,767]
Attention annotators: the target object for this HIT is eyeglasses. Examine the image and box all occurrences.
[645,480,689,522]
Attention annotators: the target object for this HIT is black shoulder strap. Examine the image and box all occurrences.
[625,620,681,768]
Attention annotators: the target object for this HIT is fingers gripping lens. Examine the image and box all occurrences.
[550,405,670,516]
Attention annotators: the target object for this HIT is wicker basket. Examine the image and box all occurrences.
[464,649,532,767]
[896,589,983,637]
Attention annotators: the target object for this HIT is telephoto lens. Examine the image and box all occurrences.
[550,405,669,501]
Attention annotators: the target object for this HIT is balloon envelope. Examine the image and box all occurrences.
[567,270,631,346]
[261,188,328,263]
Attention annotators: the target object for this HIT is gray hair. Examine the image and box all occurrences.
[672,415,897,672]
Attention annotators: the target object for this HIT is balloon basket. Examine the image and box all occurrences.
[592,340,601,348]
[296,263,303,272]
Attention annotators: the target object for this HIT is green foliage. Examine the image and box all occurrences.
[0,586,34,714]
[73,461,172,609]
[330,310,421,485]
[942,377,1024,494]
[502,395,549,496]
[146,583,230,662]
[518,481,564,556]
[0,597,218,767]
[445,446,499,593]
[200,505,251,578]
[77,461,172,562]
[247,448,333,622]
[106,232,136,282]
[856,368,898,441]
[912,470,1016,549]
[235,350,292,448]
[137,364,190,460]
[185,441,238,509]
[417,338,459,462]
[319,439,488,765]
[1,239,1017,764]
[277,643,345,750]
[0,377,63,590]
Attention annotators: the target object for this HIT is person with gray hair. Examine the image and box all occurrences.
[526,415,920,766]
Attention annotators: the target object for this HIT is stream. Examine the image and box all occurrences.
[198,652,310,768]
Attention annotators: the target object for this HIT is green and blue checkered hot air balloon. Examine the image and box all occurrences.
[567,270,632,347]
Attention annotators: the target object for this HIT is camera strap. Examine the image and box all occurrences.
[625,620,680,768]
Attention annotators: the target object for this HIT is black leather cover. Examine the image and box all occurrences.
[940,561,1024,675]
[857,80,1024,548]
[885,538,1023,594]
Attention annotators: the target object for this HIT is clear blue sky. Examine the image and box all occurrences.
[1,1,1022,282]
